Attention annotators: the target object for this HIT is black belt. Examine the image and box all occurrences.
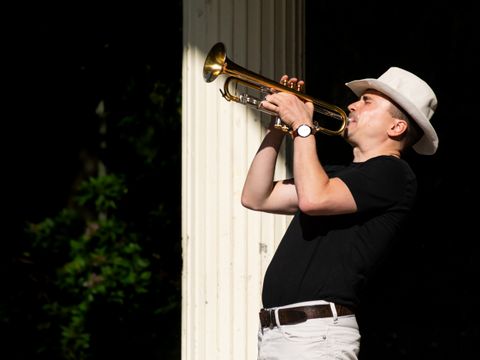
[259,304,354,329]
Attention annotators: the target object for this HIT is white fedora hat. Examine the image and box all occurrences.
[345,67,438,155]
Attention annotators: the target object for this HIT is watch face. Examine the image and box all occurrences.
[298,124,312,137]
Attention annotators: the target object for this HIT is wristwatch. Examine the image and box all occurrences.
[292,124,313,138]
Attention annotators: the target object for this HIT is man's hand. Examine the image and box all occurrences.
[261,75,314,131]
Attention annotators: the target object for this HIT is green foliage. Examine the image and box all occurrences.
[25,174,156,359]
[4,10,183,357]
[76,175,128,213]
[18,68,183,358]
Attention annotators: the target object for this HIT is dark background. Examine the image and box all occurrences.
[3,3,183,359]
[2,0,478,359]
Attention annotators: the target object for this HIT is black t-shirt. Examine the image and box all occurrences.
[261,155,417,310]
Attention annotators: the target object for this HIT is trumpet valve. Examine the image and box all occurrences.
[274,117,290,133]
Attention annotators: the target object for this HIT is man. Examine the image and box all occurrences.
[241,67,438,360]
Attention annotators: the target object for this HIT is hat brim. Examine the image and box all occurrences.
[346,79,438,155]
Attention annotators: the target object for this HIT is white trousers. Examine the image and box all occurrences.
[257,300,360,360]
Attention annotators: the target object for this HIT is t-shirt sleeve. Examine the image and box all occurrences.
[335,157,416,212]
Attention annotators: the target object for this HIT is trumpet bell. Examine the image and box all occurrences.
[203,42,227,83]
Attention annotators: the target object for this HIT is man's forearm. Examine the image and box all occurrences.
[241,126,286,209]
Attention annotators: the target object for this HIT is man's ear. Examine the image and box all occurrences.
[388,119,408,137]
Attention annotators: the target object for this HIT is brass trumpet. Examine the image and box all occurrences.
[203,42,348,136]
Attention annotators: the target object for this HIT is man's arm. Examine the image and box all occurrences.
[261,89,357,216]
[241,119,299,215]
[291,134,357,215]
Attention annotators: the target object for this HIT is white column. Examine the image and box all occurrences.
[182,1,305,359]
